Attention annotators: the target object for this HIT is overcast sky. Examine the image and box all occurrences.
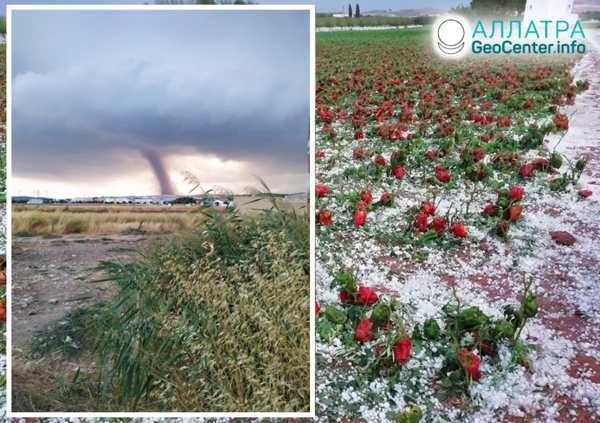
[11,9,310,198]
[1,1,458,15]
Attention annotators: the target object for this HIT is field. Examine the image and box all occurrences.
[12,196,307,236]
[11,194,310,413]
[315,27,600,423]
[316,16,429,28]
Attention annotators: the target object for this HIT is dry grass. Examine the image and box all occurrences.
[107,229,310,412]
[12,211,194,236]
[12,362,98,412]
[12,197,306,236]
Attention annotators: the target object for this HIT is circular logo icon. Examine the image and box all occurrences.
[437,19,465,55]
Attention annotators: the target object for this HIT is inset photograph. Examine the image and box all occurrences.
[314,3,600,422]
[9,6,312,414]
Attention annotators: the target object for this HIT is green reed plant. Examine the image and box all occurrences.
[90,179,309,412]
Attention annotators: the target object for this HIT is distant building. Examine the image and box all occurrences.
[201,198,234,208]
[213,199,234,207]
[27,198,44,204]
[133,197,153,205]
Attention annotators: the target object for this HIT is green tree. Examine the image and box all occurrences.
[348,4,352,18]
[172,196,197,204]
[414,15,433,25]
[355,3,360,18]
[470,0,527,16]
[0,16,6,40]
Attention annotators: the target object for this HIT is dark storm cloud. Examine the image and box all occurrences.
[11,9,310,194]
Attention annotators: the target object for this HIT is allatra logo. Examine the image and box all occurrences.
[437,19,465,55]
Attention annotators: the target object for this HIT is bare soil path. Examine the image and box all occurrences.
[11,234,165,353]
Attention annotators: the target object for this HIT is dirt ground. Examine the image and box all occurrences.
[11,234,165,353]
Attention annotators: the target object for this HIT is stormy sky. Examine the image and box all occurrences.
[11,9,310,198]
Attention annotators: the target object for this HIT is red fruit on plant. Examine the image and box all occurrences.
[355,149,364,160]
[361,190,373,204]
[578,190,592,198]
[427,150,440,159]
[473,148,484,162]
[316,302,320,315]
[379,320,393,330]
[417,214,429,232]
[509,205,523,221]
[460,348,481,380]
[470,367,482,380]
[477,342,491,355]
[510,186,524,202]
[355,320,375,342]
[318,209,332,225]
[355,209,367,226]
[421,201,436,215]
[519,165,534,177]
[391,167,404,179]
[532,158,549,170]
[482,135,490,142]
[357,286,378,306]
[484,204,496,216]
[380,193,394,206]
[430,218,447,236]
[316,152,325,158]
[375,345,384,355]
[340,291,355,305]
[377,155,386,166]
[436,171,450,183]
[460,348,480,367]
[316,185,328,197]
[393,338,411,364]
[450,221,468,238]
